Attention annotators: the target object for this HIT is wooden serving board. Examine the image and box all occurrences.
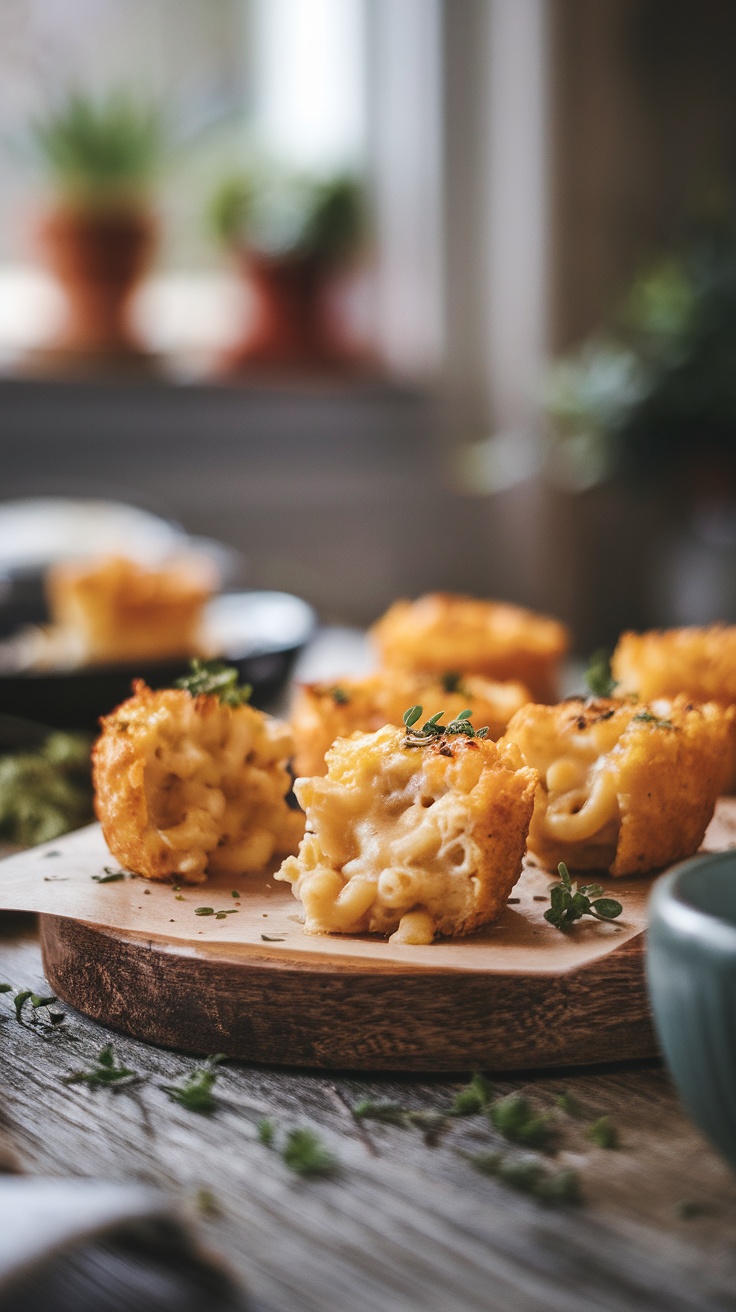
[3,800,736,1071]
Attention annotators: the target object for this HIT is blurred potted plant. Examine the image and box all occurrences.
[545,217,736,624]
[545,222,736,500]
[31,90,161,371]
[210,166,365,372]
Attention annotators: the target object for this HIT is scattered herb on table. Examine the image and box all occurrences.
[162,1056,223,1113]
[452,1073,494,1117]
[176,659,252,707]
[261,934,285,942]
[92,871,125,883]
[193,1187,222,1218]
[12,989,64,1026]
[402,705,489,746]
[466,1150,581,1204]
[489,1093,555,1150]
[587,1115,619,1149]
[352,1099,448,1145]
[0,983,11,994]
[195,906,238,919]
[584,649,616,698]
[544,862,623,931]
[282,1127,338,1177]
[556,1091,583,1118]
[257,1117,276,1147]
[65,1044,139,1088]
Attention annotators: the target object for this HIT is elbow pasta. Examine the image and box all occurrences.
[93,681,303,882]
[502,695,729,876]
[276,724,537,942]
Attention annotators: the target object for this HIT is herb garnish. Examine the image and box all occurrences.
[587,1115,619,1149]
[92,870,125,883]
[12,989,65,1026]
[195,906,239,920]
[176,659,252,707]
[466,1150,581,1204]
[0,983,11,994]
[257,1117,276,1147]
[162,1056,223,1113]
[451,1073,494,1117]
[584,649,616,698]
[489,1094,555,1150]
[402,705,489,746]
[281,1127,338,1177]
[353,1099,448,1145]
[329,686,350,705]
[544,862,623,931]
[65,1044,139,1088]
[632,710,674,730]
[556,1091,583,1118]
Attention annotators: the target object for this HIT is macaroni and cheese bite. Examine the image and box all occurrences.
[47,553,216,665]
[502,695,728,877]
[93,665,303,883]
[371,593,569,703]
[276,714,538,944]
[613,625,736,705]
[290,668,531,778]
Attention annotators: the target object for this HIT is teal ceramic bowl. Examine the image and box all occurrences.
[648,852,736,1171]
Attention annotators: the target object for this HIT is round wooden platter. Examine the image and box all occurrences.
[3,801,734,1071]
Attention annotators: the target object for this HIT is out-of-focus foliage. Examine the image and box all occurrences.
[32,90,161,207]
[210,166,364,264]
[0,732,93,847]
[545,223,736,491]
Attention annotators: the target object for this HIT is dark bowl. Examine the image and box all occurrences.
[0,591,316,732]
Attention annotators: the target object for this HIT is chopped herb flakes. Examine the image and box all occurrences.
[176,659,252,707]
[282,1128,338,1177]
[329,686,350,705]
[162,1057,223,1113]
[452,1073,494,1117]
[556,1091,583,1118]
[92,870,125,883]
[257,1118,276,1147]
[467,1151,581,1205]
[632,710,674,730]
[489,1094,555,1150]
[544,862,623,931]
[65,1044,138,1088]
[261,934,285,942]
[587,1115,619,1149]
[352,1100,447,1144]
[195,906,238,919]
[441,671,463,694]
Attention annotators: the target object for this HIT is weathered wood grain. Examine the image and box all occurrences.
[3,916,736,1312]
[40,915,655,1070]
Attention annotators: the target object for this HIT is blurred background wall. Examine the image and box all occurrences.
[2,0,736,646]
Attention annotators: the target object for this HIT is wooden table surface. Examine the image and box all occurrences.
[2,636,736,1312]
[3,911,736,1312]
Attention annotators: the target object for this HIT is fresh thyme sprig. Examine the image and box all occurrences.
[162,1056,224,1113]
[65,1043,139,1088]
[544,862,623,932]
[584,649,616,698]
[402,705,489,746]
[176,659,252,707]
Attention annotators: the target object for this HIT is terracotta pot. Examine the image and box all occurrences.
[220,249,357,375]
[37,207,155,365]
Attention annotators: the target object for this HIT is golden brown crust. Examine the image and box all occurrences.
[613,626,736,791]
[93,681,303,883]
[277,724,538,941]
[502,695,728,876]
[47,554,216,664]
[290,668,531,777]
[370,593,568,702]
